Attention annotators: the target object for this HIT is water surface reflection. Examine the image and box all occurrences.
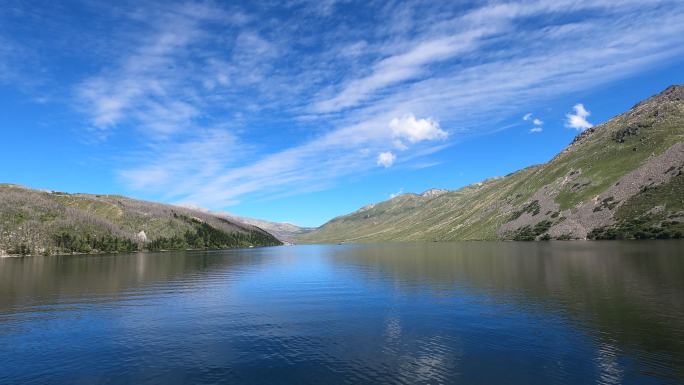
[0,242,682,384]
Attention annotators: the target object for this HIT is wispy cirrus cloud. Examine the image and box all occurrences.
[312,28,498,113]
[75,3,228,137]
[118,129,240,193]
[3,0,684,211]
[120,0,684,208]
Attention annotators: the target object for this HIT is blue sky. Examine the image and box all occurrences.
[1,0,683,227]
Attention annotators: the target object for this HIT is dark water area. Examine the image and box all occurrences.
[1,241,683,384]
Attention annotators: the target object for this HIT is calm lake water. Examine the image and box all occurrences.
[1,241,683,384]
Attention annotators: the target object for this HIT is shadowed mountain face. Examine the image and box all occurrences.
[300,85,684,243]
[0,187,281,256]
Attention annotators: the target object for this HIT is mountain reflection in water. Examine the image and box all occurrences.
[1,241,682,384]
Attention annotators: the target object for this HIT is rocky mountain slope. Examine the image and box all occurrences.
[0,186,281,256]
[299,85,684,243]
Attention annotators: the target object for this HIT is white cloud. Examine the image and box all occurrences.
[377,151,396,168]
[389,188,404,198]
[565,103,593,130]
[74,3,258,138]
[118,129,240,194]
[390,114,448,147]
[313,28,497,113]
[111,0,684,210]
[112,0,684,209]
[392,139,409,150]
[5,0,680,211]
[77,11,208,135]
[523,113,543,133]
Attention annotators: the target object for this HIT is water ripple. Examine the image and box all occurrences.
[1,242,683,384]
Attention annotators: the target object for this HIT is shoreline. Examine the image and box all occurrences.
[0,244,280,258]
[6,238,684,258]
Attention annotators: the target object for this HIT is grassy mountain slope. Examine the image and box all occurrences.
[299,85,684,243]
[0,187,281,256]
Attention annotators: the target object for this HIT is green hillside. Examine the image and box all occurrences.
[299,85,684,243]
[0,187,281,256]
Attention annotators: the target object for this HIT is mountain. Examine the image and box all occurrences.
[299,85,684,243]
[169,205,312,243]
[0,186,281,256]
[217,215,313,243]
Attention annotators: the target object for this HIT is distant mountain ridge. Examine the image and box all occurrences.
[174,205,312,243]
[299,85,684,243]
[0,186,281,256]
[213,214,312,243]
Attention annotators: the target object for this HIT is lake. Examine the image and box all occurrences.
[1,241,683,384]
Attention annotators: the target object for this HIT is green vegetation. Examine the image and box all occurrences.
[510,220,553,241]
[588,172,684,240]
[148,220,279,251]
[615,171,684,222]
[54,232,138,254]
[588,218,683,240]
[593,196,620,212]
[509,200,541,221]
[0,185,281,255]
[2,86,682,249]
[299,85,684,243]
